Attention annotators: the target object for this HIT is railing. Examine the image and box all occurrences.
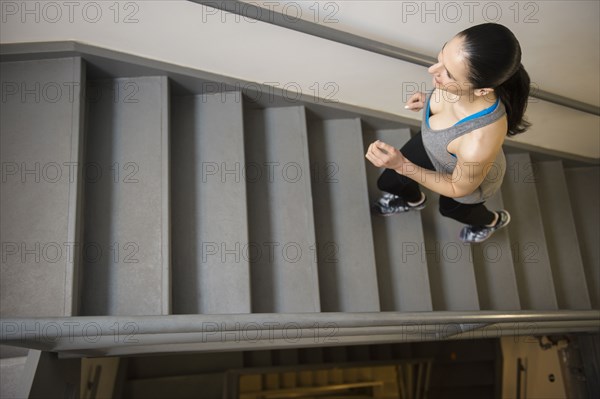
[2,310,598,357]
[188,0,599,116]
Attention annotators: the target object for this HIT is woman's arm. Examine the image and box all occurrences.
[366,126,503,198]
[395,151,493,198]
[366,140,460,197]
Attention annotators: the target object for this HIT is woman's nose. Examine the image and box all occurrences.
[428,63,438,74]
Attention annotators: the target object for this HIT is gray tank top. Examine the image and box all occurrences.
[421,89,507,204]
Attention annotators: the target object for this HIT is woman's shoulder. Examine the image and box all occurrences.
[459,116,507,161]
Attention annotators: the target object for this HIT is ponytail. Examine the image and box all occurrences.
[494,64,532,136]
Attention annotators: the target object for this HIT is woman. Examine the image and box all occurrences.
[365,23,531,244]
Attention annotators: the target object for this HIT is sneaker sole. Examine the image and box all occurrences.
[459,210,511,243]
[371,205,426,217]
[497,210,511,229]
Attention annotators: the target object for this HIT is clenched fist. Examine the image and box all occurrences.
[365,140,409,173]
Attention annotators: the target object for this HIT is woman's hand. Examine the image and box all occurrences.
[365,140,409,173]
[404,92,427,112]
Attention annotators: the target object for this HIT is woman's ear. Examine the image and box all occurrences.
[476,88,494,97]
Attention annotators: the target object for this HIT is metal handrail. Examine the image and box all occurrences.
[2,310,599,336]
[188,0,599,116]
[2,312,597,357]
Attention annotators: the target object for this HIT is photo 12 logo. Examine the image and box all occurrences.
[1,321,140,345]
[198,241,339,264]
[199,321,339,344]
[1,241,141,265]
[1,1,141,24]
[200,1,340,24]
[401,1,540,24]
[1,80,141,104]
[1,161,140,185]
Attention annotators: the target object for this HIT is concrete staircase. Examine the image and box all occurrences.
[1,54,599,364]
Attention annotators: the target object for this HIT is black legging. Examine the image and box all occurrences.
[377,131,496,227]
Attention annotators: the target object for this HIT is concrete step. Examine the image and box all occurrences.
[535,161,591,309]
[471,190,521,310]
[244,106,320,312]
[80,76,170,316]
[363,128,433,312]
[0,346,28,360]
[19,350,81,398]
[170,92,251,314]
[0,356,27,399]
[307,118,379,312]
[420,192,479,311]
[564,166,600,309]
[0,57,86,317]
[501,153,557,310]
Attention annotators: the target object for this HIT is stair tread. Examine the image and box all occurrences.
[170,92,251,314]
[0,345,29,359]
[81,76,170,316]
[564,166,600,309]
[501,153,557,310]
[245,106,320,313]
[471,190,521,310]
[0,58,84,317]
[307,118,380,312]
[535,161,591,309]
[420,192,480,311]
[0,355,27,399]
[365,128,433,312]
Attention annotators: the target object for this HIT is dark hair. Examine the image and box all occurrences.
[457,23,531,136]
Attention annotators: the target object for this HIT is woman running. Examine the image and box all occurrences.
[365,23,531,244]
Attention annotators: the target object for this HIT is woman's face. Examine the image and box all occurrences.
[428,35,474,97]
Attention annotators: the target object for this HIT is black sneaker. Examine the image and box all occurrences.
[459,210,511,244]
[372,192,427,216]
